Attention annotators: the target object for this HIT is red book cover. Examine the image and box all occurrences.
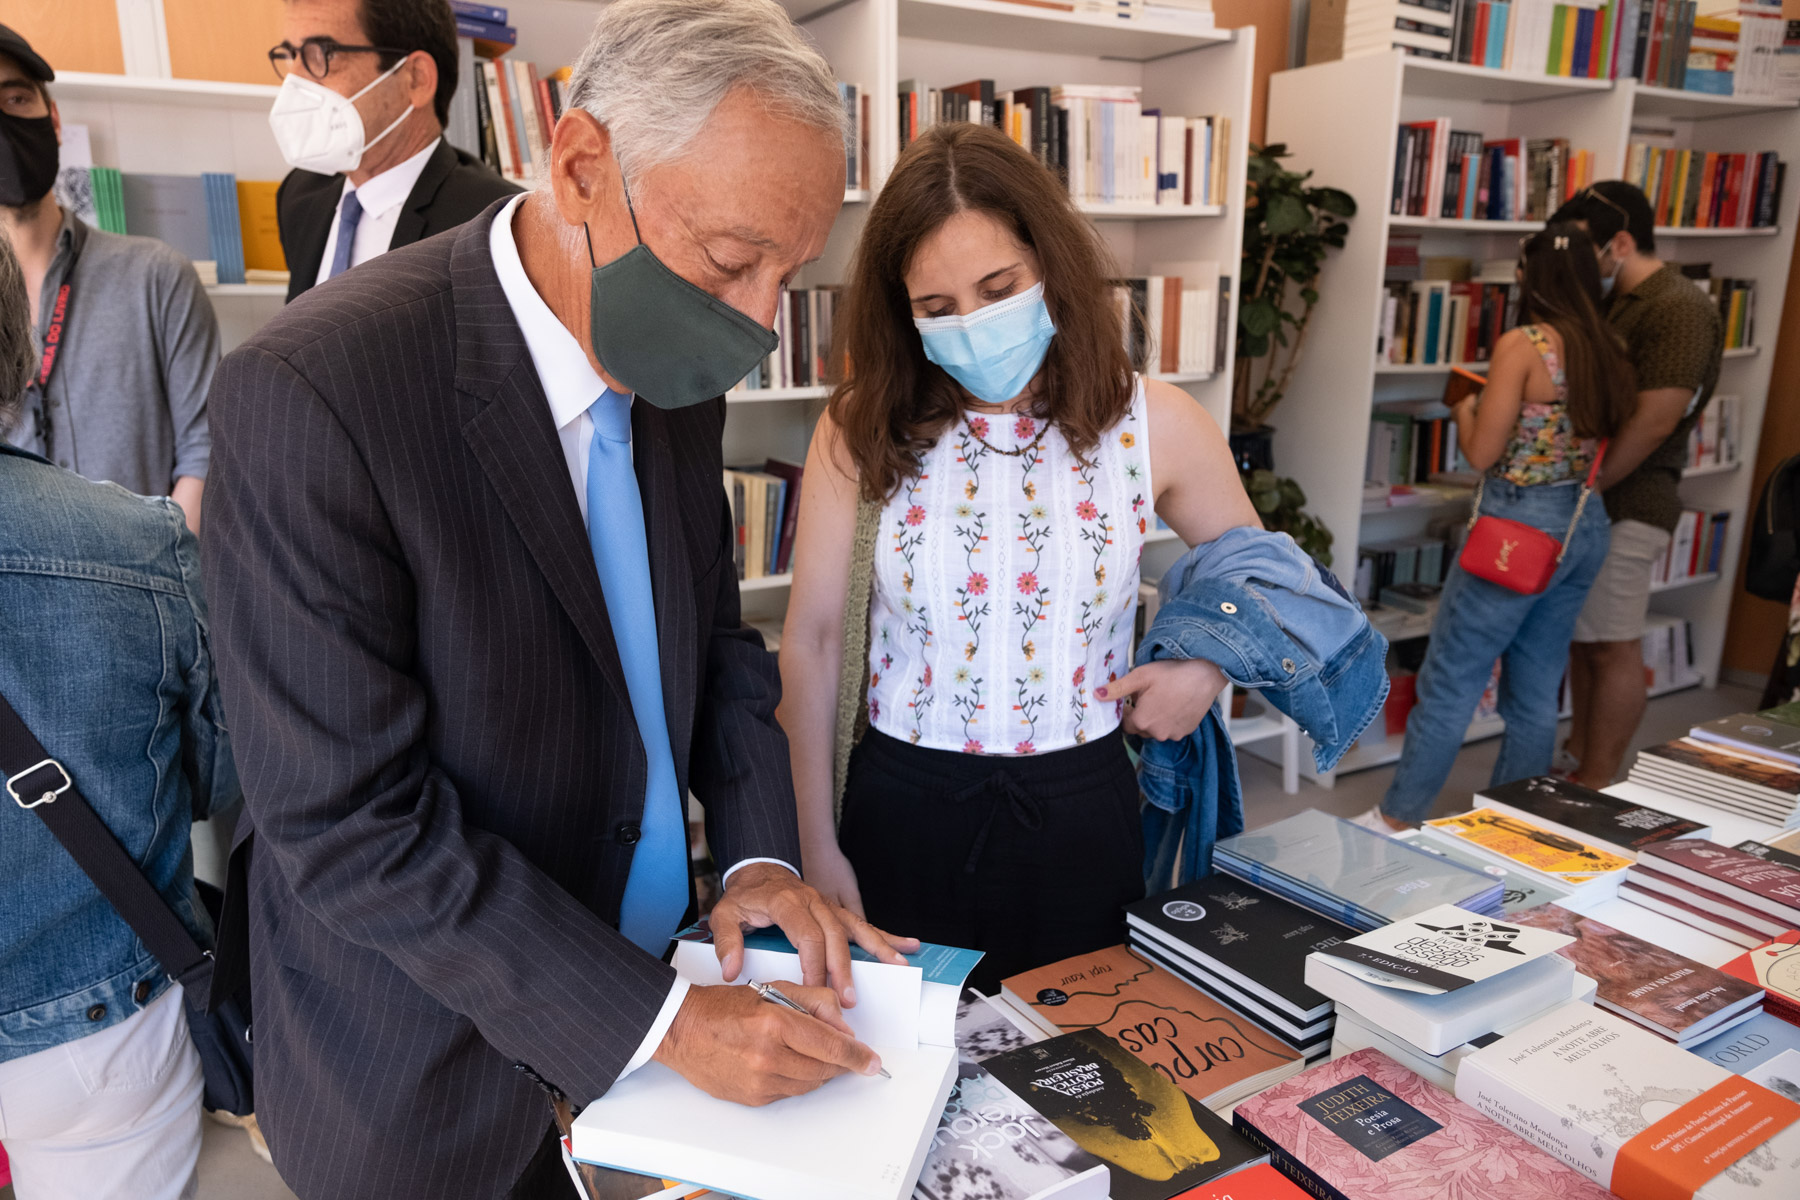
[1657,148,1679,226]
[1231,1049,1614,1200]
[1639,839,1800,918]
[1474,2,1491,66]
[1722,930,1800,1021]
[761,459,804,575]
[1647,0,1666,83]
[1698,152,1718,227]
[1726,154,1746,227]
[490,56,521,179]
[1174,1162,1312,1200]
[1629,862,1787,935]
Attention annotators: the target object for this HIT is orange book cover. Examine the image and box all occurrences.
[1162,275,1180,374]
[1000,945,1301,1109]
[235,181,286,272]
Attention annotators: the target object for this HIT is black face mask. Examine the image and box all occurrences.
[0,112,59,208]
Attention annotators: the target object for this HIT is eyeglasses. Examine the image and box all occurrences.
[1576,185,1632,224]
[268,37,409,82]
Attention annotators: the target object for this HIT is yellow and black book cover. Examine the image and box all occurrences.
[985,1028,1265,1200]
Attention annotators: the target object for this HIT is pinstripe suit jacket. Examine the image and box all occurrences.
[202,202,802,1199]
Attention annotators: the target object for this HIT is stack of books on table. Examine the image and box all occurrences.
[1623,838,1800,950]
[1301,903,1590,1089]
[1457,1003,1800,1195]
[1416,807,1636,911]
[1212,809,1504,931]
[1723,929,1800,1025]
[1233,1047,1618,1200]
[1629,720,1800,829]
[997,945,1311,1110]
[1513,904,1765,1044]
[1123,879,1354,1061]
[1391,829,1571,912]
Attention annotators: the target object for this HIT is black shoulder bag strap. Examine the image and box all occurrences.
[0,686,256,1114]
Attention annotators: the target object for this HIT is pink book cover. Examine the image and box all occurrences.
[1640,840,1800,910]
[1231,1048,1613,1200]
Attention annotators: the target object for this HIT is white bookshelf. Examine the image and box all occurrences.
[1262,49,1800,783]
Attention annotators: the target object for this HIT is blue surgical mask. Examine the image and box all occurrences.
[1598,248,1620,298]
[914,281,1055,404]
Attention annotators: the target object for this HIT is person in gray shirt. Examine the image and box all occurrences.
[0,26,217,532]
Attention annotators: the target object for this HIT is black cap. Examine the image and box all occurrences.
[0,26,54,83]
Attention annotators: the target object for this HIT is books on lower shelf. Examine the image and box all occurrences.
[1380,274,1518,367]
[1110,270,1227,376]
[998,945,1309,1111]
[1687,393,1742,470]
[1650,507,1730,586]
[1367,409,1473,483]
[898,80,1230,209]
[734,287,842,393]
[1235,1047,1616,1200]
[1354,533,1452,606]
[1392,121,1593,222]
[1626,141,1785,230]
[1682,264,1756,350]
[56,158,287,283]
[1512,903,1765,1043]
[1457,1002,1800,1197]
[1123,878,1354,1058]
[1212,809,1505,932]
[1473,774,1712,857]
[982,1028,1269,1200]
[1628,739,1800,826]
[723,459,803,580]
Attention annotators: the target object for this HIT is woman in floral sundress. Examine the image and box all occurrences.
[1365,224,1637,833]
[776,123,1260,991]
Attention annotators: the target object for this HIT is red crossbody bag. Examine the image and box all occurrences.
[1458,441,1607,595]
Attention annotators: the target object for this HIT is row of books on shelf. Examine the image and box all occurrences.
[1380,273,1518,366]
[1625,141,1785,229]
[1686,392,1741,469]
[723,460,802,581]
[1687,266,1757,348]
[1112,269,1229,376]
[989,0,1219,28]
[54,155,287,285]
[1356,532,1453,604]
[1652,506,1730,585]
[1368,408,1473,485]
[899,80,1231,209]
[732,286,842,394]
[1392,121,1594,222]
[1331,0,1793,98]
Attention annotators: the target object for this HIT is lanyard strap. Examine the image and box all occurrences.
[36,280,71,388]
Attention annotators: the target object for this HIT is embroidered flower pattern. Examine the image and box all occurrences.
[905,505,926,526]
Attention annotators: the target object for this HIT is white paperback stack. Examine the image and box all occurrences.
[1339,0,1457,61]
[571,934,974,1200]
[1303,903,1579,1056]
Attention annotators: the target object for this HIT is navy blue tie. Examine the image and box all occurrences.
[326,190,363,282]
[586,389,688,952]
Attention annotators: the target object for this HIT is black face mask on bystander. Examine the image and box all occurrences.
[0,111,57,208]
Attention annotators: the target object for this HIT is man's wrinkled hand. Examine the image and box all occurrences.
[709,863,919,1007]
[1099,658,1229,742]
[651,981,882,1106]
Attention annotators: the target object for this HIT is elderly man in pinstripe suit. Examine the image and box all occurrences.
[202,3,913,1196]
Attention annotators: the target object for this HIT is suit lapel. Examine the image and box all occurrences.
[392,139,457,250]
[450,207,633,716]
[281,172,338,302]
[632,404,698,772]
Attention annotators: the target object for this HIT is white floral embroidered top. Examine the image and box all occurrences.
[866,377,1153,755]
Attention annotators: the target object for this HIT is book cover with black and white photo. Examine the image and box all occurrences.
[1475,775,1711,857]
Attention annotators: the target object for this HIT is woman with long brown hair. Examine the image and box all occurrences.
[776,122,1259,990]
[1364,223,1637,832]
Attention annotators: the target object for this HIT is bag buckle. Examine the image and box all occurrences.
[7,758,72,809]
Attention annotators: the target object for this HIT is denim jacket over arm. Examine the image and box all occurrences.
[1136,526,1388,887]
[0,442,237,1061]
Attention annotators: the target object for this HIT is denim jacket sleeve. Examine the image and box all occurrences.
[1134,528,1388,885]
[169,507,240,823]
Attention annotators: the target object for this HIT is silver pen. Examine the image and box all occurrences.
[748,980,891,1079]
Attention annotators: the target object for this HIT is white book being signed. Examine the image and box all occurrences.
[571,930,980,1200]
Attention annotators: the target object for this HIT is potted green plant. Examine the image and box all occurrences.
[1231,143,1354,564]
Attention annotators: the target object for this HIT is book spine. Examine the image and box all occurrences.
[1232,1110,1356,1200]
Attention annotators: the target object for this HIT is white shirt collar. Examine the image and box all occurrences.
[489,194,606,432]
[338,136,442,221]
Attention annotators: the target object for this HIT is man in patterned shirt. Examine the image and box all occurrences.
[1548,181,1723,786]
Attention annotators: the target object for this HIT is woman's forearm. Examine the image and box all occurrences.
[778,630,848,859]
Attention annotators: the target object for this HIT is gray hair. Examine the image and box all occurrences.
[564,0,845,186]
[0,236,32,431]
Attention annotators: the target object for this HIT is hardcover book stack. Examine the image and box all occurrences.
[1124,881,1356,1061]
[1391,122,1593,222]
[1629,717,1800,828]
[1457,1003,1800,1196]
[1624,839,1800,950]
[721,460,802,582]
[1625,142,1785,229]
[1233,1047,1618,1200]
[1512,904,1765,1044]
[998,946,1310,1110]
[1417,807,1637,910]
[1213,810,1505,931]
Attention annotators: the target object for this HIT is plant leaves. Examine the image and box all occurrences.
[1240,297,1280,336]
[1264,193,1310,236]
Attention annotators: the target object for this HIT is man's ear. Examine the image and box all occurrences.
[405,50,437,117]
[50,97,59,143]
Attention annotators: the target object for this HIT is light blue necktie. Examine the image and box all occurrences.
[586,389,688,952]
[326,190,363,282]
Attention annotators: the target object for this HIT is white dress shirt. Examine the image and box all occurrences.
[313,136,442,289]
[487,195,798,1081]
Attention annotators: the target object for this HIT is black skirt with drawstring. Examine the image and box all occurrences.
[838,727,1144,994]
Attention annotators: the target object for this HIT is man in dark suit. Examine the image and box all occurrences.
[271,0,517,302]
[207,2,909,1196]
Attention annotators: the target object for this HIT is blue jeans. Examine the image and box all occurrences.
[1382,479,1611,823]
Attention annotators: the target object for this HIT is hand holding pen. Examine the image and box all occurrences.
[751,981,890,1078]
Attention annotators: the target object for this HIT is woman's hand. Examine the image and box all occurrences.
[1451,393,1480,428]
[802,842,868,919]
[1098,658,1229,742]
